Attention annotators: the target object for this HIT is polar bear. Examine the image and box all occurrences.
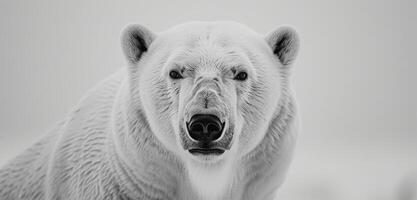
[0,21,299,200]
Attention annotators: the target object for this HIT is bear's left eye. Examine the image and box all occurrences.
[234,72,248,81]
[169,70,183,79]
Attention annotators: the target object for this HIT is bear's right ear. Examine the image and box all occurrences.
[121,24,156,64]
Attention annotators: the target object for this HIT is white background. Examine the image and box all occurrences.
[1,0,416,199]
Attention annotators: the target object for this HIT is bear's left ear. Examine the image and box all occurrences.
[265,26,300,66]
[121,24,156,64]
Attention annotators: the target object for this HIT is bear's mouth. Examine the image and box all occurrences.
[188,148,225,155]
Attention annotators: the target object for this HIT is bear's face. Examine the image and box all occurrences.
[165,38,255,163]
[121,22,299,167]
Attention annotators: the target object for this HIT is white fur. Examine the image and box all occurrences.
[0,21,300,200]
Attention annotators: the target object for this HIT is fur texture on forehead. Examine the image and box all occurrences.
[152,22,274,68]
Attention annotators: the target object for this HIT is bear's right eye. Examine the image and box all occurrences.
[169,70,183,79]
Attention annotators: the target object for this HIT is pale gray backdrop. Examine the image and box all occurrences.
[0,0,416,199]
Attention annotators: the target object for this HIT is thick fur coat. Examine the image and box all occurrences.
[0,21,300,200]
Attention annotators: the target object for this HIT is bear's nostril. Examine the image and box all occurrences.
[190,123,204,133]
[207,123,219,134]
[189,123,205,141]
[187,114,224,142]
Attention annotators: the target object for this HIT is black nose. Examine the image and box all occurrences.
[187,114,224,142]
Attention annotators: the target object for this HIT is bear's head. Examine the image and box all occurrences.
[121,21,299,189]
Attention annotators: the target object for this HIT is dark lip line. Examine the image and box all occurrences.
[188,148,225,155]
